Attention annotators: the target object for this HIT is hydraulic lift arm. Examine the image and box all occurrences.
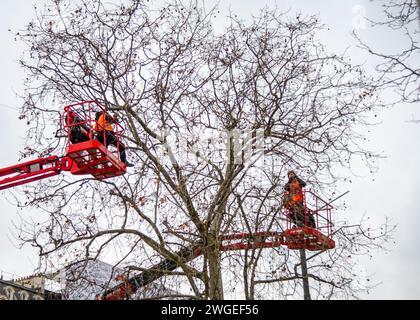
[0,156,72,191]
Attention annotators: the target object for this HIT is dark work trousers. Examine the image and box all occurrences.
[97,131,127,164]
[289,202,316,228]
[70,126,90,144]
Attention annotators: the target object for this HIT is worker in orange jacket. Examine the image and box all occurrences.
[95,111,133,167]
[283,170,315,228]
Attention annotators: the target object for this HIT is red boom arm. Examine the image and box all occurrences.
[0,156,72,191]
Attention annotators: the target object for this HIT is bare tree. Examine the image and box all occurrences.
[11,0,394,299]
[355,0,419,104]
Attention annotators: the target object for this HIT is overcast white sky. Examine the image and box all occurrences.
[0,0,419,299]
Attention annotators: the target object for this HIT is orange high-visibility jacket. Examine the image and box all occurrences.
[95,113,113,132]
[284,176,306,204]
[289,178,304,203]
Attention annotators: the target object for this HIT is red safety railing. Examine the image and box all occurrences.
[63,101,125,157]
[282,189,335,250]
[283,190,333,238]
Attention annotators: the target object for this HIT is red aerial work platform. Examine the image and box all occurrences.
[100,190,336,300]
[219,190,335,252]
[282,190,335,251]
[0,101,127,191]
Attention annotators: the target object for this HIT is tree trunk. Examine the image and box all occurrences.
[299,248,311,300]
[207,232,224,300]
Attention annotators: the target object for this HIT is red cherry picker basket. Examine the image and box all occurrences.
[0,101,127,191]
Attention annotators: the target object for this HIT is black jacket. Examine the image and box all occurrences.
[284,176,306,192]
